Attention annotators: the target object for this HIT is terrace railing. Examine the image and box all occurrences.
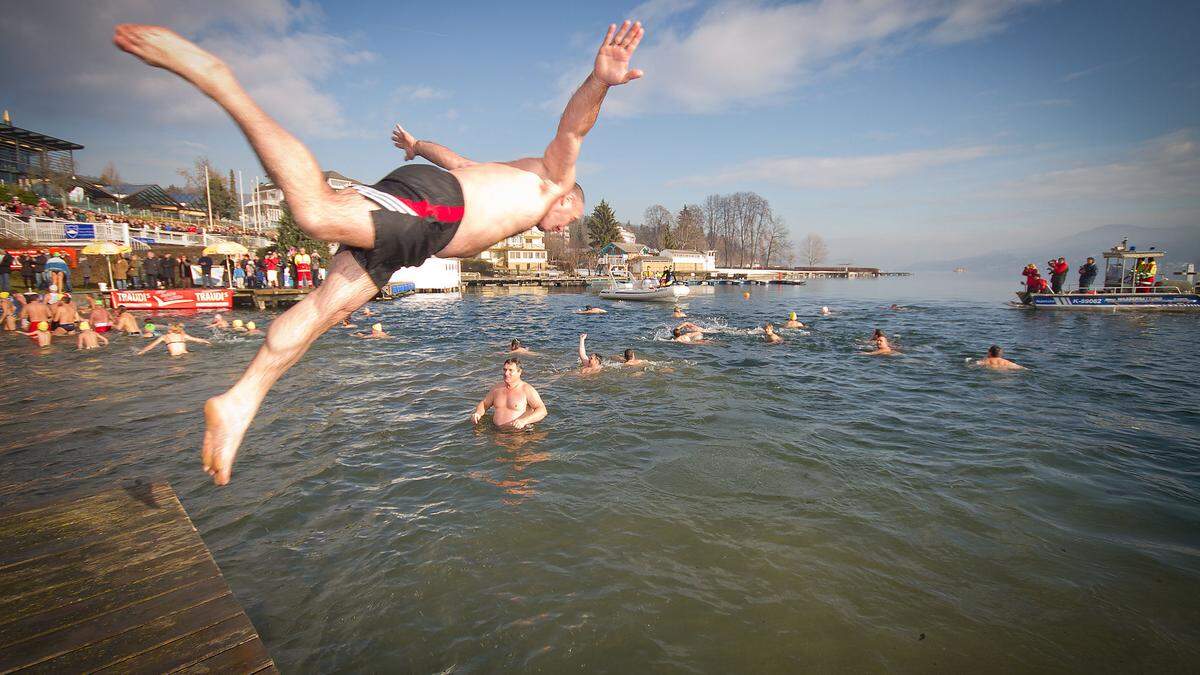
[0,212,271,250]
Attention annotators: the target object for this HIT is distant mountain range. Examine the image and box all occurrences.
[914,224,1200,275]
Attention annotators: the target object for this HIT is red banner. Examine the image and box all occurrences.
[108,288,233,310]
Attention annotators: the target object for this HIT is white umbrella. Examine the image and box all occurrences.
[202,242,249,289]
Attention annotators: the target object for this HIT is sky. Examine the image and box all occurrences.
[2,0,1197,268]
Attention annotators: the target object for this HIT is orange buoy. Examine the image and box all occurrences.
[743,291,751,299]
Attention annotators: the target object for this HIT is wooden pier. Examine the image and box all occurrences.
[233,287,313,310]
[0,483,276,673]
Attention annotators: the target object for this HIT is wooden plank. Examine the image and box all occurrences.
[173,637,274,675]
[0,543,208,624]
[0,522,200,611]
[0,503,192,571]
[94,614,259,675]
[0,484,274,674]
[19,593,246,674]
[0,553,218,649]
[0,483,174,536]
[0,578,231,671]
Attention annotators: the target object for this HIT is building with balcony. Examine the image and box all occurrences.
[480,228,548,273]
[0,118,83,186]
[659,249,717,272]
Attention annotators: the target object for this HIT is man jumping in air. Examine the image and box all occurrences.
[113,19,646,485]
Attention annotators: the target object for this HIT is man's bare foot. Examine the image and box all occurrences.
[202,391,257,486]
[113,24,228,90]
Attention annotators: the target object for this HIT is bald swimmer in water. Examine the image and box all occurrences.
[472,358,547,430]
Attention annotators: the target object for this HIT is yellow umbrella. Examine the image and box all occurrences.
[201,241,249,256]
[203,241,249,288]
[80,241,132,288]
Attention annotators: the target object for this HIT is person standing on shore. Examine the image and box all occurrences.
[179,255,193,288]
[295,247,313,287]
[198,254,214,288]
[131,254,145,289]
[114,255,130,290]
[145,251,161,289]
[264,251,279,288]
[20,253,36,291]
[0,249,13,292]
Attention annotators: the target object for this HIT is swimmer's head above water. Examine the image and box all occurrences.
[502,357,523,385]
[511,339,522,350]
[988,345,1002,357]
[623,348,635,361]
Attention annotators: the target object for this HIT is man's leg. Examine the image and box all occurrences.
[114,25,376,248]
[202,250,378,485]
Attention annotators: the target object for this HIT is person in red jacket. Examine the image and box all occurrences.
[1022,264,1041,293]
[1048,257,1069,293]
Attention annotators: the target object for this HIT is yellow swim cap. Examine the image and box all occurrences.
[144,323,156,331]
[79,320,91,331]
[37,321,49,331]
[232,319,244,328]
[372,323,383,332]
[789,311,797,321]
[246,321,256,330]
[0,292,9,299]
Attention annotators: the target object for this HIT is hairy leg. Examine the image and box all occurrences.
[202,251,378,485]
[113,24,376,247]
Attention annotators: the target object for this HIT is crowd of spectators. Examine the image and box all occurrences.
[4,196,273,240]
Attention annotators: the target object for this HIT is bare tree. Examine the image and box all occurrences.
[99,161,122,186]
[641,204,674,249]
[763,215,793,267]
[799,233,829,266]
[674,204,707,251]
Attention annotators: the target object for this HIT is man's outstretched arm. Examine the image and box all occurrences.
[392,124,476,170]
[543,20,645,187]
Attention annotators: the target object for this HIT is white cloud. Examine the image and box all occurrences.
[0,0,372,138]
[670,145,996,189]
[548,0,1046,116]
[1000,129,1200,201]
[394,85,451,102]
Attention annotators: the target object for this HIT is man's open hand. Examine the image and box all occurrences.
[594,20,644,86]
[392,124,417,161]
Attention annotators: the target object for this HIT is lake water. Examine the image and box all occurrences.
[1,272,1198,671]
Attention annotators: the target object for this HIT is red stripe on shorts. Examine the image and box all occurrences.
[396,198,465,223]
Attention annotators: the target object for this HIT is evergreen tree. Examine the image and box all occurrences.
[273,204,328,253]
[587,199,621,250]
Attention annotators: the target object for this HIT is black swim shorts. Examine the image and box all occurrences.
[341,164,465,288]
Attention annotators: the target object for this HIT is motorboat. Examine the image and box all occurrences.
[1015,245,1198,311]
[599,283,690,302]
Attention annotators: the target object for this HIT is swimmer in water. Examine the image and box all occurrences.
[88,302,112,334]
[762,322,783,344]
[976,345,1025,370]
[509,338,536,355]
[471,358,547,430]
[676,321,703,334]
[618,348,647,366]
[76,321,110,350]
[340,318,358,329]
[863,328,895,355]
[17,292,52,334]
[1,292,16,332]
[354,322,390,339]
[671,326,710,344]
[207,313,229,329]
[113,306,142,335]
[51,294,82,335]
[143,323,159,338]
[577,305,607,315]
[361,306,376,317]
[138,323,211,357]
[782,312,805,329]
[820,306,831,316]
[672,305,686,318]
[244,321,264,336]
[577,333,603,374]
[30,320,52,347]
[230,319,247,333]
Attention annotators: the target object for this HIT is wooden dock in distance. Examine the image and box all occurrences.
[0,483,277,673]
[233,287,313,310]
